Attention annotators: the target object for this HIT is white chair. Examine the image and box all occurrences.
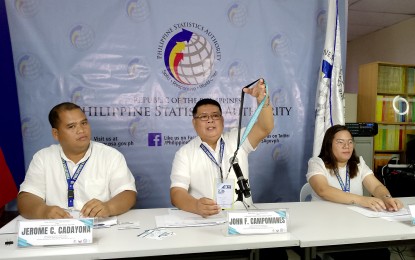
[296,183,329,259]
[299,183,312,202]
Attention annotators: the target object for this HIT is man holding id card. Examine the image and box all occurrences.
[169,79,274,218]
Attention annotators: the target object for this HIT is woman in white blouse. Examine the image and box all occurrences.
[307,124,402,212]
[307,125,403,260]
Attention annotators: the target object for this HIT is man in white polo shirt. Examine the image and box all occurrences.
[18,102,137,219]
[170,79,274,218]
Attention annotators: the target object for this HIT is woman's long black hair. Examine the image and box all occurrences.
[318,125,360,178]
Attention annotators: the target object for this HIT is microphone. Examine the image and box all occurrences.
[230,157,251,198]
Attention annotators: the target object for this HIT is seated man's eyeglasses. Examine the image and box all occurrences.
[194,113,222,121]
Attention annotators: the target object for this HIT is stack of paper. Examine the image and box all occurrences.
[155,209,226,228]
[69,210,118,228]
[348,205,410,220]
[94,216,118,227]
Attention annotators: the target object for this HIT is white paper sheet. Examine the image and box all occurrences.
[69,210,118,227]
[155,209,226,228]
[348,206,410,218]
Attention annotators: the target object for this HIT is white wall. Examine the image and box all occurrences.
[346,17,415,94]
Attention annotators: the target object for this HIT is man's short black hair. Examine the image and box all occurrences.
[192,98,222,116]
[48,102,82,128]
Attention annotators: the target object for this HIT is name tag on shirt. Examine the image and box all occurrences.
[215,178,235,209]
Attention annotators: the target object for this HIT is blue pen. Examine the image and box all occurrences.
[137,229,152,237]
[94,224,110,229]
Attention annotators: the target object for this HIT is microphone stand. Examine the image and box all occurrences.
[229,78,258,167]
[230,79,260,210]
[234,171,257,210]
[234,184,250,210]
[235,188,246,206]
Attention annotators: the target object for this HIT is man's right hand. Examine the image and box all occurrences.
[170,187,221,218]
[42,205,72,219]
[18,192,72,219]
[196,197,221,218]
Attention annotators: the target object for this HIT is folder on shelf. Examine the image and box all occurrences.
[376,95,383,122]
[378,66,404,93]
[407,67,415,94]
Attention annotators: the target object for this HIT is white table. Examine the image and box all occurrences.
[2,199,415,260]
[284,198,415,260]
[0,207,298,259]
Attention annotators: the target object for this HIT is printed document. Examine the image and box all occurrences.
[348,205,410,219]
[155,208,226,228]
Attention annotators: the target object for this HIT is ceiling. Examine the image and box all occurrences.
[347,0,415,42]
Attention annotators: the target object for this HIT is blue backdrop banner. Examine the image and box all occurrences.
[5,0,346,208]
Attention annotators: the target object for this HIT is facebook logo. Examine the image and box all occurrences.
[148,133,162,146]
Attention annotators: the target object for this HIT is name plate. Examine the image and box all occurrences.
[408,204,415,225]
[227,209,288,235]
[18,218,94,247]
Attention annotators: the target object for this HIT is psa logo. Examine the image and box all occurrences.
[156,22,221,90]
[218,184,232,194]
[148,133,162,146]
[163,29,214,85]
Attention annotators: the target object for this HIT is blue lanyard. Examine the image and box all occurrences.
[200,138,225,182]
[334,165,350,192]
[229,79,269,172]
[61,157,89,208]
